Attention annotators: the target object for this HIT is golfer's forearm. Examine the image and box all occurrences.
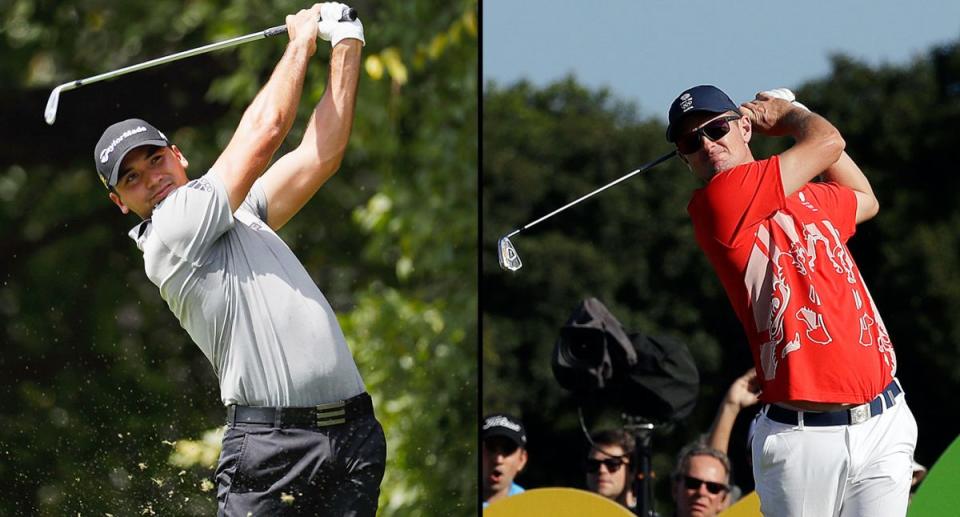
[213,39,314,211]
[299,39,362,168]
[822,152,875,195]
[255,40,361,230]
[822,151,880,221]
[785,111,845,161]
[241,39,314,147]
[779,109,845,194]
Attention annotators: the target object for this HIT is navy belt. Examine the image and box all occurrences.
[765,379,903,427]
[226,392,373,428]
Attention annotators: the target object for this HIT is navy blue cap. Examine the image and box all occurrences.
[94,118,169,189]
[665,85,741,142]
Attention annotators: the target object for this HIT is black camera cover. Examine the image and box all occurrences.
[552,297,699,422]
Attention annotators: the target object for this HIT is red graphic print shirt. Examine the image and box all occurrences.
[688,156,895,404]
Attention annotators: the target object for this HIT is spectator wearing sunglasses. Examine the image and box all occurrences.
[671,441,731,517]
[665,85,916,517]
[584,429,637,510]
[482,413,528,508]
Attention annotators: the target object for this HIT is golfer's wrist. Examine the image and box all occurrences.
[288,36,317,58]
[333,35,364,47]
[332,37,363,53]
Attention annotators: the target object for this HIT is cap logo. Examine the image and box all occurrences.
[99,126,148,164]
[483,415,521,432]
[680,93,694,113]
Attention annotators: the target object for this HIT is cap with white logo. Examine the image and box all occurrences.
[665,85,741,142]
[94,118,169,189]
[482,413,527,447]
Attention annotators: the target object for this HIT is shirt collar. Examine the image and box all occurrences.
[127,219,152,250]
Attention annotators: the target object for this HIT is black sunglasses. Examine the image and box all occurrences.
[675,115,742,155]
[585,457,626,473]
[683,475,729,495]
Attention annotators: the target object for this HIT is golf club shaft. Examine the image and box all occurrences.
[63,9,356,94]
[506,150,678,238]
[44,8,356,124]
[54,32,271,97]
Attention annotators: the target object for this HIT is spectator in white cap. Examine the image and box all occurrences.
[482,413,528,507]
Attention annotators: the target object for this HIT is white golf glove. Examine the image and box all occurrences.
[317,2,365,48]
[759,88,809,112]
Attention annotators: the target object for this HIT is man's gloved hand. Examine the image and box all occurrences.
[758,88,809,112]
[317,2,365,48]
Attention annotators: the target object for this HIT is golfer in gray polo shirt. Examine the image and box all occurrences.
[92,4,383,516]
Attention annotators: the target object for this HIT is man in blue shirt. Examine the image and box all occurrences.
[482,413,528,508]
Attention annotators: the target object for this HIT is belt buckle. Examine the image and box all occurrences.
[314,400,347,427]
[849,404,870,425]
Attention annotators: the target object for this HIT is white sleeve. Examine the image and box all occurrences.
[151,171,234,265]
[241,178,269,223]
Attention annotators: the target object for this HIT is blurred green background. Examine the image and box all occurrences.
[483,45,960,514]
[1,0,476,515]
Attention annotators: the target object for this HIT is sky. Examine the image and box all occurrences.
[483,0,960,120]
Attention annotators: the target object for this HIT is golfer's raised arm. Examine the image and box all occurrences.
[260,35,362,230]
[212,6,321,212]
[741,94,845,197]
[822,152,880,223]
[751,89,877,224]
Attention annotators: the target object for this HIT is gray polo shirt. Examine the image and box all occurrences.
[128,171,364,407]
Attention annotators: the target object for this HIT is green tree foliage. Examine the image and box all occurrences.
[1,0,476,515]
[483,46,960,512]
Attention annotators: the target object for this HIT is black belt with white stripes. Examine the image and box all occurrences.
[226,392,373,428]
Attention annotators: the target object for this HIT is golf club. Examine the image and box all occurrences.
[497,150,678,271]
[44,7,358,125]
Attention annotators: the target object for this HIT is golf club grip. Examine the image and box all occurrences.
[263,8,358,37]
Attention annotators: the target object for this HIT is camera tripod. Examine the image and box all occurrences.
[622,415,658,517]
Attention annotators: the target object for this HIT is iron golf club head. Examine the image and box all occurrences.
[495,150,677,273]
[498,235,522,271]
[44,84,65,125]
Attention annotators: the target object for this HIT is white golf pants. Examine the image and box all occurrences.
[752,390,917,517]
